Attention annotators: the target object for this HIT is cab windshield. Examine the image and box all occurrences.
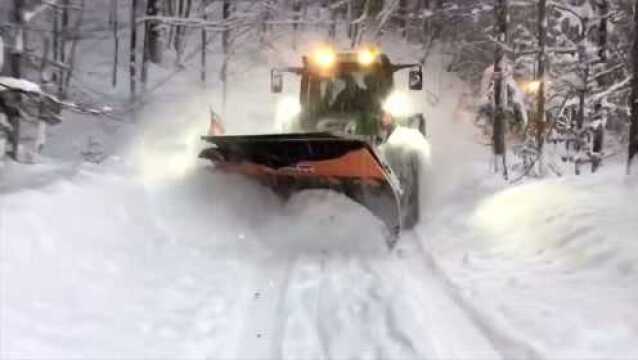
[301,70,391,116]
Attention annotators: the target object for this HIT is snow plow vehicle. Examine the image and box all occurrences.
[199,47,427,248]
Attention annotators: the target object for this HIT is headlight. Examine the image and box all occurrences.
[524,80,541,94]
[382,92,412,118]
[357,48,377,66]
[312,47,336,69]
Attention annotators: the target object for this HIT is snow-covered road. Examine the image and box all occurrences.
[0,161,505,359]
[3,150,637,359]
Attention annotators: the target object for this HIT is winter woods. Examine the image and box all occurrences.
[426,0,638,177]
[1,0,638,177]
[1,0,90,162]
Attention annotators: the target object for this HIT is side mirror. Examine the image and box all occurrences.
[271,70,283,93]
[409,69,423,90]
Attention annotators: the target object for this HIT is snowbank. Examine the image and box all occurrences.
[427,163,638,359]
[470,164,638,268]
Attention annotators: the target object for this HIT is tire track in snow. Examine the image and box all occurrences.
[234,232,515,360]
[278,252,422,360]
[404,231,544,359]
[234,255,295,360]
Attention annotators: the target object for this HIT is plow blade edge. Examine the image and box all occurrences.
[199,133,401,247]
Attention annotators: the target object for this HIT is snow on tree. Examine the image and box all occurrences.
[431,0,635,178]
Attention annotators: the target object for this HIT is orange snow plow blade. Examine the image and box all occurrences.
[199,133,401,247]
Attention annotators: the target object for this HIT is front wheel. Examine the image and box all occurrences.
[398,152,420,229]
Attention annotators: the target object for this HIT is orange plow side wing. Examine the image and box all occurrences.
[199,133,402,247]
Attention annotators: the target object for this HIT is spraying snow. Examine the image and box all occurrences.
[274,96,302,133]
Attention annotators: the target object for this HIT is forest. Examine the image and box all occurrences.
[1,0,637,179]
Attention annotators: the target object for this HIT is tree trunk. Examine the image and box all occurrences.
[52,4,60,81]
[174,0,192,65]
[112,0,119,88]
[576,41,589,175]
[221,0,231,115]
[329,0,337,41]
[166,0,175,49]
[535,0,546,175]
[398,0,407,39]
[598,0,608,61]
[6,0,25,160]
[58,0,69,97]
[350,1,365,48]
[420,0,429,44]
[628,1,638,172]
[130,0,138,100]
[62,0,84,99]
[292,0,301,50]
[148,0,162,64]
[492,0,508,179]
[36,38,50,153]
[592,1,608,173]
[174,0,185,58]
[260,1,271,45]
[141,0,161,91]
[201,11,207,85]
[592,101,604,172]
[347,0,353,39]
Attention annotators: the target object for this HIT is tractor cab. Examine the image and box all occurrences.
[271,47,424,139]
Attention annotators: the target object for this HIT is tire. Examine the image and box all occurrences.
[398,152,420,229]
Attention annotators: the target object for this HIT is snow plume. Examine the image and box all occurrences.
[144,157,390,256]
[382,126,432,211]
[133,91,210,183]
[128,67,390,255]
[131,59,275,182]
[385,126,431,162]
[409,51,495,210]
[274,96,301,132]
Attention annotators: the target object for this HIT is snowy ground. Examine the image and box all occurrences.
[425,163,638,359]
[3,22,638,359]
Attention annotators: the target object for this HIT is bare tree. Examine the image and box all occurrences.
[142,0,162,91]
[292,0,302,50]
[221,0,231,114]
[329,0,337,41]
[174,0,193,65]
[535,0,547,174]
[111,0,119,88]
[61,0,85,99]
[130,0,138,100]
[398,0,408,38]
[201,9,208,84]
[4,0,25,160]
[493,0,508,179]
[629,0,638,173]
